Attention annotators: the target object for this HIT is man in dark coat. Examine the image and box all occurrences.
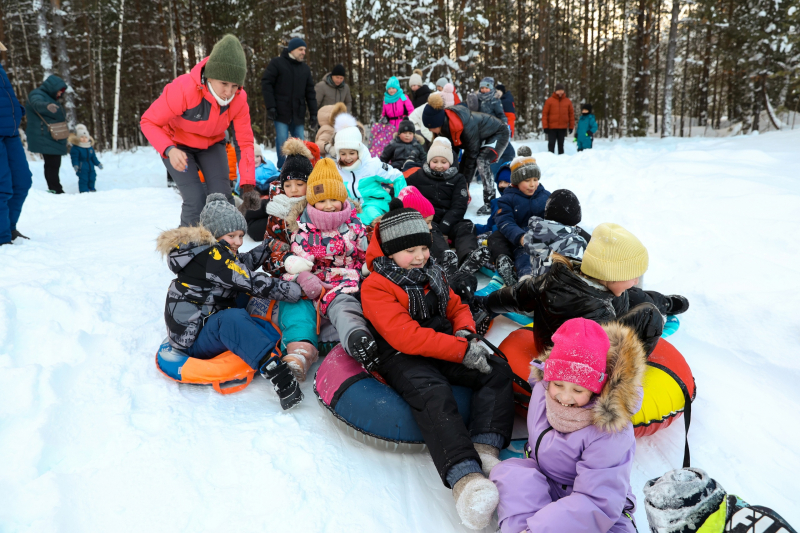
[422,93,509,215]
[25,74,68,193]
[0,47,33,245]
[260,38,318,168]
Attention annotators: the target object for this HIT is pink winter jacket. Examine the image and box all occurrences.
[140,57,256,186]
[381,98,415,130]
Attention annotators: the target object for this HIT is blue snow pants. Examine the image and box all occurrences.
[77,167,97,193]
[186,308,281,370]
[0,135,33,243]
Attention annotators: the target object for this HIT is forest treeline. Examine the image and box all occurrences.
[0,0,797,151]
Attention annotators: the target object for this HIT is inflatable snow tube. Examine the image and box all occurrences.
[632,337,696,437]
[156,339,256,395]
[314,344,473,452]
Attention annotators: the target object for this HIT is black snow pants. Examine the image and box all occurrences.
[376,352,515,487]
[547,129,567,155]
[430,219,478,265]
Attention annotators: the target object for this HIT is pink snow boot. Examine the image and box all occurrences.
[282,342,319,382]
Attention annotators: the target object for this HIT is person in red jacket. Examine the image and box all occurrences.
[141,34,258,227]
[541,83,575,155]
[360,207,515,531]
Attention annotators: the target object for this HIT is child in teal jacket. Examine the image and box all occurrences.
[575,104,598,152]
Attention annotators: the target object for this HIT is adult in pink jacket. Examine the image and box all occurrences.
[141,34,257,227]
[381,77,415,130]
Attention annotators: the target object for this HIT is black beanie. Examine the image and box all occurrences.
[332,64,346,77]
[582,103,593,114]
[544,189,582,226]
[378,208,432,257]
[496,84,506,94]
[398,119,415,135]
[555,83,565,91]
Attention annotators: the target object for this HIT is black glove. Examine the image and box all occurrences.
[308,115,318,129]
[267,108,277,121]
[543,128,550,136]
[347,329,380,371]
[568,128,573,135]
[588,131,594,139]
[449,270,478,303]
[479,147,498,162]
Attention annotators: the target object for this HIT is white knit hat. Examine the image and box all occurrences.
[333,112,370,162]
[409,69,423,88]
[75,124,90,138]
[427,137,454,165]
[254,144,263,158]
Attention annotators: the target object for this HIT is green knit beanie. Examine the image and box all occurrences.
[204,34,247,87]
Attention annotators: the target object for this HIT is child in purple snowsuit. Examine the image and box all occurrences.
[490,317,646,533]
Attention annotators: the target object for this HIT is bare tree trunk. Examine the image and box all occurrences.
[112,0,124,152]
[97,12,108,148]
[80,0,98,140]
[170,0,185,74]
[660,0,679,137]
[51,0,76,128]
[653,0,660,133]
[166,0,178,77]
[580,0,589,101]
[679,19,690,137]
[34,0,53,78]
[620,0,628,137]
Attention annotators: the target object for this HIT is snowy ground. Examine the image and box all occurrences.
[1,131,799,532]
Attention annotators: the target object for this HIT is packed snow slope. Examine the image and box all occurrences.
[1,130,799,532]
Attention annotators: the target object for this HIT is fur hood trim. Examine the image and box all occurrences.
[530,322,647,433]
[156,226,216,257]
[68,132,94,147]
[281,137,312,159]
[328,102,348,127]
[285,198,362,233]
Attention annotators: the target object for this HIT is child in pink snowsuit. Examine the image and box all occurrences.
[490,318,646,533]
[382,77,415,130]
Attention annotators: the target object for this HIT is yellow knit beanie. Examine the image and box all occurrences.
[306,158,348,206]
[581,223,649,281]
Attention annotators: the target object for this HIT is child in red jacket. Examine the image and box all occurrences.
[360,207,515,531]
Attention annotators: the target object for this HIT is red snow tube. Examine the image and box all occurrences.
[497,325,544,416]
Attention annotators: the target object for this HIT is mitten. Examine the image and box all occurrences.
[284,255,314,275]
[267,108,277,121]
[98,163,104,169]
[462,341,492,374]
[454,329,473,338]
[239,189,262,213]
[308,115,318,129]
[449,270,477,303]
[73,165,79,172]
[267,238,290,254]
[478,147,498,163]
[47,103,59,113]
[296,272,329,300]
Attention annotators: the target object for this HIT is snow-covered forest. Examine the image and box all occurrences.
[1,0,798,149]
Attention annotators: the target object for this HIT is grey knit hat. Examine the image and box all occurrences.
[516,145,532,157]
[479,77,495,90]
[510,156,541,186]
[378,208,432,257]
[199,193,247,238]
[435,77,449,88]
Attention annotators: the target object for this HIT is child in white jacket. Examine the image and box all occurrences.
[333,112,403,202]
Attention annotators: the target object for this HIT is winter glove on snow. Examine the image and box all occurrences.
[462,340,492,374]
[347,330,380,371]
[46,103,59,113]
[284,255,314,275]
[267,108,277,121]
[296,272,331,300]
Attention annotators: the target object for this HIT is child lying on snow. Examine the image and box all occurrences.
[475,222,690,357]
[491,317,645,533]
[277,159,376,382]
[157,193,307,410]
[359,207,515,531]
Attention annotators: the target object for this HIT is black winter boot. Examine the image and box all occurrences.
[441,249,459,279]
[665,295,690,315]
[260,357,303,410]
[476,204,492,216]
[459,246,491,275]
[347,329,379,371]
[495,255,517,287]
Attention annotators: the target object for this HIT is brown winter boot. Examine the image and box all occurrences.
[282,342,319,382]
[452,472,500,530]
[474,443,501,476]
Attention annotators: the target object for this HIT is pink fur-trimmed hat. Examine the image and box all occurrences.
[544,318,610,394]
[397,186,435,219]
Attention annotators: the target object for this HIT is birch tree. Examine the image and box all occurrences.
[661,0,679,137]
[111,0,124,152]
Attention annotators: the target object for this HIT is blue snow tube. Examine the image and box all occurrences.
[315,344,472,452]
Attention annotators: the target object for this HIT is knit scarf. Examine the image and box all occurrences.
[304,201,353,232]
[372,257,449,321]
[77,141,92,149]
[384,77,407,104]
[266,194,303,220]
[544,384,596,433]
[477,90,496,106]
[423,164,458,181]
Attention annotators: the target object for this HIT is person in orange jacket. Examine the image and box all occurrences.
[225,130,238,183]
[541,83,575,155]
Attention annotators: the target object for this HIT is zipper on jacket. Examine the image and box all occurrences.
[350,171,360,200]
